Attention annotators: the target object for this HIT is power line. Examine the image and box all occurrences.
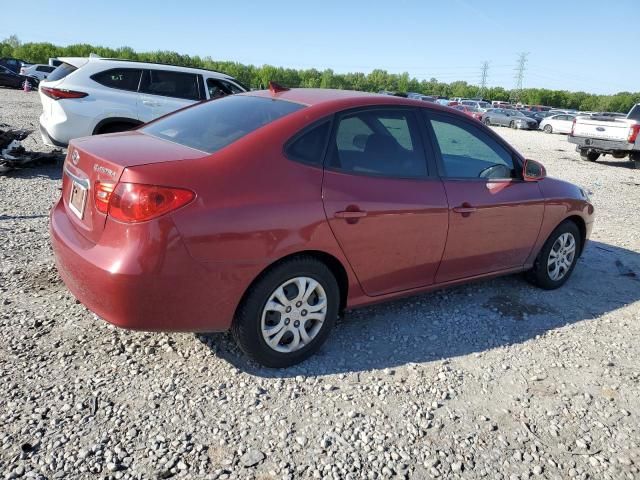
[511,52,529,103]
[479,61,489,97]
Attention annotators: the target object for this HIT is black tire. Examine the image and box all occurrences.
[611,152,627,159]
[543,124,553,134]
[484,117,491,126]
[526,221,582,290]
[96,122,138,135]
[232,256,340,368]
[509,121,516,129]
[579,149,600,162]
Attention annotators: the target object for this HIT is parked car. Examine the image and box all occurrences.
[0,65,38,90]
[528,105,552,112]
[38,57,248,147]
[482,108,538,129]
[407,92,435,102]
[436,98,450,106]
[460,100,492,111]
[548,109,577,116]
[539,114,576,134]
[453,105,483,121]
[50,88,594,367]
[569,103,640,168]
[0,57,31,73]
[20,64,56,81]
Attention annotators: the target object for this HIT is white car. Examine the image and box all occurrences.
[38,57,248,147]
[539,114,576,134]
[20,64,56,81]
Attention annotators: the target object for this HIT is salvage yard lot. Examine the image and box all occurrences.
[0,88,639,479]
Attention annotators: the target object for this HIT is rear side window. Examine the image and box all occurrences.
[36,66,55,73]
[286,121,331,166]
[142,95,305,153]
[91,68,142,92]
[141,69,200,100]
[46,62,77,82]
[330,109,427,178]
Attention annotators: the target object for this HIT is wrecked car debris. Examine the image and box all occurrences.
[0,125,64,174]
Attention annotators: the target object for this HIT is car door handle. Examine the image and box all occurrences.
[142,100,160,106]
[453,204,477,214]
[335,210,367,219]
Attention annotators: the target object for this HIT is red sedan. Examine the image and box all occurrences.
[51,88,594,367]
[453,105,483,121]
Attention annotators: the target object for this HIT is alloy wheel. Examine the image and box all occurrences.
[547,233,576,281]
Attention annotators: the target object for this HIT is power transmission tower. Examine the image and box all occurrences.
[479,61,489,98]
[512,52,529,104]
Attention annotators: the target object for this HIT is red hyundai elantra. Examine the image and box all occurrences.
[50,87,594,367]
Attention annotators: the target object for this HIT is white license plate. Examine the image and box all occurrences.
[69,180,87,219]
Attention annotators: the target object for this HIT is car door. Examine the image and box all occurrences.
[423,111,545,283]
[138,69,202,122]
[322,107,449,296]
[558,115,573,133]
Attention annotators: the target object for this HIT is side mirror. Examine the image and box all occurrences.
[523,159,546,181]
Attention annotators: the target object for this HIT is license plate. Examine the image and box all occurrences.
[69,181,87,219]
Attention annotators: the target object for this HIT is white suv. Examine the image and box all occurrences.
[38,57,248,147]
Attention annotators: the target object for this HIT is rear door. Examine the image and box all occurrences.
[138,69,202,121]
[423,111,545,282]
[322,107,449,296]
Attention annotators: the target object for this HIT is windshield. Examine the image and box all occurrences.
[142,95,305,153]
[510,111,526,117]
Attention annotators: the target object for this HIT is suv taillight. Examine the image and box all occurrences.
[628,124,640,144]
[99,182,195,223]
[41,86,88,100]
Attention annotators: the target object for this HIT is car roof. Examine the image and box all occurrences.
[57,57,234,79]
[246,88,453,111]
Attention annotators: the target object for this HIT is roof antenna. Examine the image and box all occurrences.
[269,81,289,94]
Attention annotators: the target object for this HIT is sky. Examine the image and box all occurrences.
[2,0,638,94]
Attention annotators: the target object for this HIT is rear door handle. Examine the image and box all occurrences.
[335,210,367,219]
[453,203,477,214]
[142,100,160,106]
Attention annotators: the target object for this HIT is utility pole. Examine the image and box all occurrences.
[512,52,529,104]
[479,61,489,99]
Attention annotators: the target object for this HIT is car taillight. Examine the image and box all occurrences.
[94,181,115,214]
[571,118,576,136]
[106,183,195,223]
[628,124,640,143]
[41,86,88,100]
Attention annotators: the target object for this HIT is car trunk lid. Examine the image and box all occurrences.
[62,131,206,243]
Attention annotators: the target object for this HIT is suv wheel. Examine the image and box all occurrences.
[96,122,139,135]
[232,257,340,367]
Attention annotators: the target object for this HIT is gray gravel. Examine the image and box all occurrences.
[1,87,639,479]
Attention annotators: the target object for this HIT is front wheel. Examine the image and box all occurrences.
[526,221,581,290]
[232,256,340,367]
[484,117,491,126]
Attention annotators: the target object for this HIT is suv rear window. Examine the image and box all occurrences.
[91,68,142,91]
[46,62,77,82]
[142,95,305,153]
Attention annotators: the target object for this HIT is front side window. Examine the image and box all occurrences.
[142,95,304,153]
[330,109,427,178]
[142,70,200,100]
[206,78,244,99]
[91,68,142,91]
[428,114,516,179]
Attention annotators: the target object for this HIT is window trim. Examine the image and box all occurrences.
[283,116,334,169]
[422,109,524,181]
[90,68,144,93]
[324,106,432,180]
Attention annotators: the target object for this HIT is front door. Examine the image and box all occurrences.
[424,111,545,283]
[322,108,449,296]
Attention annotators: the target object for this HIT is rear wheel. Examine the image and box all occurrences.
[96,122,139,135]
[509,121,517,129]
[580,149,600,162]
[526,221,581,290]
[612,152,627,159]
[543,124,553,134]
[232,256,340,367]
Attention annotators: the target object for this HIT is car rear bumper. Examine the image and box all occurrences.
[50,198,255,332]
[39,121,68,148]
[568,135,634,151]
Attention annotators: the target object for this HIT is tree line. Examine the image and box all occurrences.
[2,36,638,113]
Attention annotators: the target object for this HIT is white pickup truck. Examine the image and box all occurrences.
[568,104,640,169]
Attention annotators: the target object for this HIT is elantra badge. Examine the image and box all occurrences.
[71,149,80,165]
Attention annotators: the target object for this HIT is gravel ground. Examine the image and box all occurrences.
[1,87,639,480]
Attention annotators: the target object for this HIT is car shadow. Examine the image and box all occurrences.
[596,159,637,170]
[196,240,639,377]
[3,161,63,180]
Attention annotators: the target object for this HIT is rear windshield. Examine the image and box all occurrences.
[46,62,77,82]
[142,95,305,153]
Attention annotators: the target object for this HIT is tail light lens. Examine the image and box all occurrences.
[571,118,577,136]
[628,124,640,144]
[107,183,195,223]
[94,181,115,214]
[41,86,88,100]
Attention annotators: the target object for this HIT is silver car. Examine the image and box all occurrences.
[483,108,538,130]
